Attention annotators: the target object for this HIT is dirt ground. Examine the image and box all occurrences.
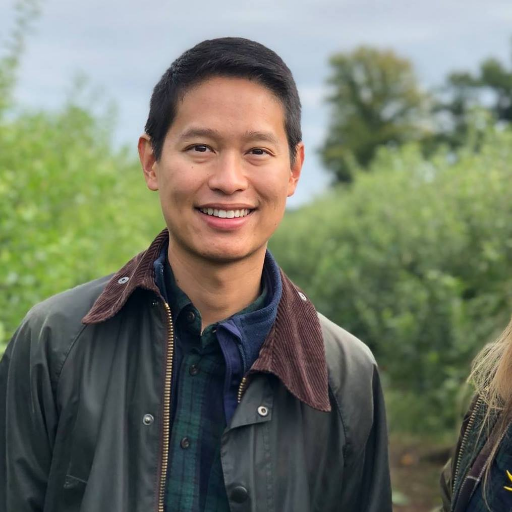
[390,435,453,512]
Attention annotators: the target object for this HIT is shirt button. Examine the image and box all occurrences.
[180,437,191,449]
[186,310,196,323]
[230,485,249,503]
[189,364,199,376]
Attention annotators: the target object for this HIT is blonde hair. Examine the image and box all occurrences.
[468,317,512,507]
[471,319,512,408]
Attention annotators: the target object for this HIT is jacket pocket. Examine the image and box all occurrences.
[64,398,97,497]
[60,474,88,512]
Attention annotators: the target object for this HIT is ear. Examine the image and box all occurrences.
[138,134,159,191]
[287,142,304,197]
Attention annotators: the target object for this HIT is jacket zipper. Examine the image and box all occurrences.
[157,301,175,512]
[237,376,248,403]
[453,397,482,496]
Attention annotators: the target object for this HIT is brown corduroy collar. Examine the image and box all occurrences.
[82,229,330,412]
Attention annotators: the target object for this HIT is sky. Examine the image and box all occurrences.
[2,0,512,206]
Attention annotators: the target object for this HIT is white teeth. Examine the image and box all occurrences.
[199,208,252,218]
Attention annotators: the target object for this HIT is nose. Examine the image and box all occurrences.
[208,152,248,195]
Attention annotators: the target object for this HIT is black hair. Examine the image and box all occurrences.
[144,37,302,164]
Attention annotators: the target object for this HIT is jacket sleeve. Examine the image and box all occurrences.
[0,310,59,512]
[358,366,393,512]
[439,457,453,511]
[319,314,393,512]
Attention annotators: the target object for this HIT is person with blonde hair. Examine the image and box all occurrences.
[440,320,512,510]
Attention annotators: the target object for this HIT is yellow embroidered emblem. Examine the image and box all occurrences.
[505,469,512,492]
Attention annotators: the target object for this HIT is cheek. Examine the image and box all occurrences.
[254,169,290,196]
[161,171,199,202]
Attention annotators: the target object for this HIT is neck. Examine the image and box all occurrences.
[168,245,266,330]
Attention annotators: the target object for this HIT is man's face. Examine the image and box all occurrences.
[140,76,304,264]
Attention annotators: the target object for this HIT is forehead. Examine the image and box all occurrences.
[169,76,286,137]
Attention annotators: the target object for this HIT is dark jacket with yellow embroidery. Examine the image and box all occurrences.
[440,396,512,511]
[0,230,391,512]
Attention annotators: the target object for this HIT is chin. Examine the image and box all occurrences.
[168,230,266,265]
[198,249,252,264]
[193,242,264,265]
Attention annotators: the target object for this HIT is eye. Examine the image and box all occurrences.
[185,144,214,154]
[248,148,270,156]
[190,144,210,153]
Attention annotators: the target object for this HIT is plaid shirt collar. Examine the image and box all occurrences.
[82,229,331,412]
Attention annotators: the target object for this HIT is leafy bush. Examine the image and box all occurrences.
[271,130,512,432]
[0,0,163,350]
[0,101,163,350]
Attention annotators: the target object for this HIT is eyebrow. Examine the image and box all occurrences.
[243,130,280,146]
[178,128,219,141]
[178,128,280,146]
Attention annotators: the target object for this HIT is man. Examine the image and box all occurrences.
[0,38,391,511]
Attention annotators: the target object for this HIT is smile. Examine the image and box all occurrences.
[198,208,253,219]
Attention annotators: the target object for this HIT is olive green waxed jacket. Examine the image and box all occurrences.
[0,233,391,512]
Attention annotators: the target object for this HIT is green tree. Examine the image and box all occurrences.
[320,46,427,183]
[0,0,41,116]
[0,99,164,352]
[429,72,481,150]
[479,55,512,122]
[0,1,163,351]
[434,41,512,149]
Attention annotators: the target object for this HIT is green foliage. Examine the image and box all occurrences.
[321,46,427,183]
[271,127,512,432]
[0,99,163,350]
[0,1,162,352]
[0,0,41,117]
[322,40,512,178]
[429,72,482,151]
[0,0,160,349]
[479,56,512,122]
[433,41,512,150]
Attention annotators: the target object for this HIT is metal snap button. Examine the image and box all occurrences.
[142,414,154,426]
[230,485,249,503]
[257,406,269,417]
[298,292,307,301]
[180,437,191,449]
[118,276,129,284]
[189,364,199,376]
[186,310,196,323]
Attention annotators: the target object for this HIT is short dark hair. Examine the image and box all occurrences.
[144,37,302,164]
